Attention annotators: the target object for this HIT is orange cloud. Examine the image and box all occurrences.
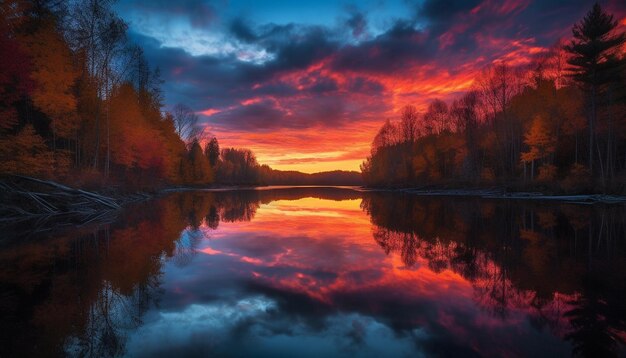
[194,4,626,174]
[199,108,221,116]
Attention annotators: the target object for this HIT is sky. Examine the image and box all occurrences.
[114,0,626,173]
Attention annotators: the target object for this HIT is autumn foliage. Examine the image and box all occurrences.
[362,4,626,193]
[0,1,260,188]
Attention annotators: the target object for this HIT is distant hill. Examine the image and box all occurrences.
[259,167,363,186]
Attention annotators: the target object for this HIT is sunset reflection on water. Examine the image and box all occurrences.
[1,188,624,357]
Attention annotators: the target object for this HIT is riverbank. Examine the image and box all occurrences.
[360,186,626,204]
[3,176,625,229]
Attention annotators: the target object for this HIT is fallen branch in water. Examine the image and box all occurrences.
[12,175,121,209]
[0,175,123,223]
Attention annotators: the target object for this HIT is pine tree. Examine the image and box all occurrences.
[565,3,626,174]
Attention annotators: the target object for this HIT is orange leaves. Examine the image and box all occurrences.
[0,124,54,176]
[521,115,556,163]
[156,113,187,183]
[0,4,33,131]
[108,83,166,174]
[0,1,207,186]
[362,56,596,188]
[109,84,141,168]
[520,114,556,181]
[520,148,539,163]
[26,20,79,138]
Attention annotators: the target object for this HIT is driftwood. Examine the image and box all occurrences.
[0,176,123,225]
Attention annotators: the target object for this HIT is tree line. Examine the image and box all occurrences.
[0,0,278,189]
[361,3,626,193]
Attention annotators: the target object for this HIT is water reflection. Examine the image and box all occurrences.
[362,193,626,357]
[0,188,624,357]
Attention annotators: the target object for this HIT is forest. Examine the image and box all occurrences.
[0,1,360,190]
[3,2,625,193]
[361,4,626,193]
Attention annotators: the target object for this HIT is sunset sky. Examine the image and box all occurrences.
[114,0,626,173]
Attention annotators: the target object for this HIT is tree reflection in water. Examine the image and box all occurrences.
[362,192,626,356]
[0,188,624,357]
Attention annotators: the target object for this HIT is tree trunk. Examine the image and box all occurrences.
[597,142,605,190]
[589,83,596,174]
[105,71,110,178]
[93,78,101,171]
[575,132,578,164]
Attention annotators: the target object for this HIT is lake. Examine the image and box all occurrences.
[1,187,625,357]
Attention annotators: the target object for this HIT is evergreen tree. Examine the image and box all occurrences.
[565,3,625,174]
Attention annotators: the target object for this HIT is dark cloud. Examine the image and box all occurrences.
[214,100,288,130]
[345,9,368,39]
[330,21,434,74]
[265,26,337,71]
[420,0,482,21]
[346,77,385,95]
[122,0,626,137]
[207,94,352,131]
[118,0,217,28]
[229,18,259,42]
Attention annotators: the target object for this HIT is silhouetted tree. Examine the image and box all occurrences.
[217,148,260,185]
[565,3,625,176]
[172,103,200,143]
[399,105,420,143]
[423,99,450,134]
[205,136,220,168]
[188,139,213,185]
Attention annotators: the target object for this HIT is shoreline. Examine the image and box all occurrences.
[359,186,626,204]
[3,176,625,226]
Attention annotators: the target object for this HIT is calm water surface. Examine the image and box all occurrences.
[1,187,625,357]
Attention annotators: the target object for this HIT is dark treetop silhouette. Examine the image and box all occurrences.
[361,4,626,193]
